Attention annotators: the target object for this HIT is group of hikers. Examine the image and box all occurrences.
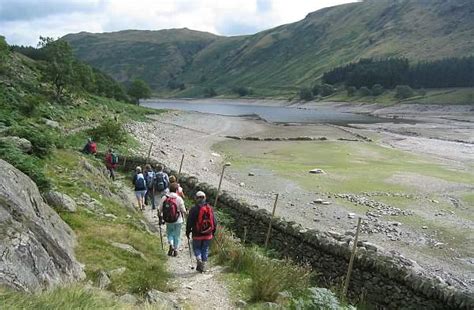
[82,138,216,272]
[82,138,119,181]
[132,164,217,273]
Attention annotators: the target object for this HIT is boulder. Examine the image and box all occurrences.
[110,242,146,260]
[44,119,60,128]
[145,289,178,308]
[309,169,325,174]
[0,159,84,291]
[119,293,138,305]
[97,271,111,289]
[43,190,77,212]
[0,136,32,153]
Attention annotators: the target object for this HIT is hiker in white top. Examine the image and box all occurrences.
[158,183,186,256]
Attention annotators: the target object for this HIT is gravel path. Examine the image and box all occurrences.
[141,209,234,309]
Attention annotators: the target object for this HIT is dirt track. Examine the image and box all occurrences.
[127,100,474,292]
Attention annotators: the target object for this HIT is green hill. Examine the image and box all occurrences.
[64,0,474,97]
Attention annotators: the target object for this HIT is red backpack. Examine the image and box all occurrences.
[162,195,179,223]
[90,142,97,154]
[195,204,215,235]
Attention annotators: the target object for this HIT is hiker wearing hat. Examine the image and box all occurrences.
[186,191,217,272]
[133,166,147,211]
[158,183,187,256]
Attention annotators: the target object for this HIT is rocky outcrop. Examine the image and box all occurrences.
[0,159,84,292]
[0,136,32,153]
[43,191,77,212]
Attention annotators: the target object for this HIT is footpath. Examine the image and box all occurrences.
[142,207,234,309]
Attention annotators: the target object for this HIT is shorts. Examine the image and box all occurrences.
[135,190,147,199]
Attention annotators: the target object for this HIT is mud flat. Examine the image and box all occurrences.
[128,100,474,292]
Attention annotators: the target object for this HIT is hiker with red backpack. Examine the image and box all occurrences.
[186,191,217,272]
[82,138,97,155]
[158,183,187,256]
[105,148,119,181]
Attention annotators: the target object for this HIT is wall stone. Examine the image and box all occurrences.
[121,155,474,309]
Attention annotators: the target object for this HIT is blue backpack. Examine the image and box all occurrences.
[145,171,155,189]
[135,175,146,190]
[154,172,168,192]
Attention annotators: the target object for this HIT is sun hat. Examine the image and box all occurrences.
[195,191,206,198]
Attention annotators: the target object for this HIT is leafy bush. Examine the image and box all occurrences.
[320,84,335,97]
[346,86,357,97]
[299,87,314,101]
[371,84,384,96]
[7,123,59,158]
[0,140,50,190]
[87,119,127,146]
[290,287,355,310]
[395,85,414,99]
[358,86,372,96]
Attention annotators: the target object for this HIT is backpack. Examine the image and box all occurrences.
[195,204,215,235]
[90,142,97,154]
[162,195,179,223]
[135,175,146,190]
[145,171,155,189]
[154,172,168,192]
[111,153,119,164]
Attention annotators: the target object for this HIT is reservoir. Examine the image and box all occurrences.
[142,100,395,125]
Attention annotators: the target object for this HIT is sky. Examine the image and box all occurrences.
[0,0,358,46]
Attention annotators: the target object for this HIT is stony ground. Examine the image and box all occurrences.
[143,209,234,309]
[127,101,474,292]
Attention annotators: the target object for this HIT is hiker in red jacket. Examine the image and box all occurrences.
[82,138,97,155]
[186,191,217,272]
[105,148,118,181]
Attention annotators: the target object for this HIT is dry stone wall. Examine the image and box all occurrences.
[122,156,474,309]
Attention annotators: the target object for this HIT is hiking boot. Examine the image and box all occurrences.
[167,245,173,256]
[196,259,203,272]
[172,249,178,257]
[201,261,207,273]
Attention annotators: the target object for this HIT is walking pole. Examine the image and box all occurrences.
[146,142,153,164]
[158,222,164,251]
[187,237,194,270]
[264,194,279,249]
[342,217,362,299]
[178,154,185,179]
[214,162,231,208]
[243,226,247,244]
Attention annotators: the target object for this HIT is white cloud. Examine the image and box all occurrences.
[0,0,357,46]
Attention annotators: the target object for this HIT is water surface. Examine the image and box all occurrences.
[142,100,395,125]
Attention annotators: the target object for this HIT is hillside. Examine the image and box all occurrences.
[64,0,474,97]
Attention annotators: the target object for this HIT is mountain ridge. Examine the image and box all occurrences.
[64,0,474,97]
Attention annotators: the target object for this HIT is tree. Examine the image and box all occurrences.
[346,86,356,97]
[320,84,335,97]
[371,84,384,96]
[359,86,371,96]
[128,79,152,104]
[0,36,9,73]
[394,85,414,99]
[299,87,314,101]
[38,36,75,101]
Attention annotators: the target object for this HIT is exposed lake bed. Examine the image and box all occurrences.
[133,99,474,291]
